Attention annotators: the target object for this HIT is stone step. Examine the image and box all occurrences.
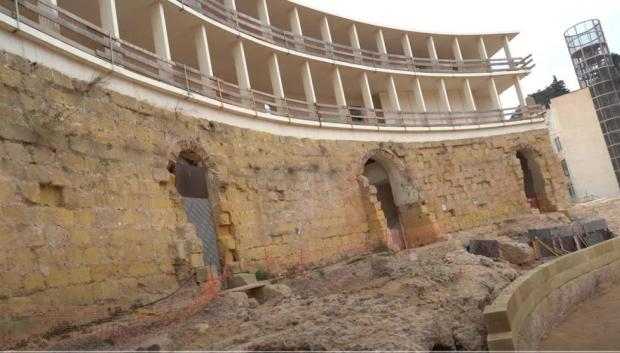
[222,280,268,294]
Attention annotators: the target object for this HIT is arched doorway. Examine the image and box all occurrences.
[172,151,221,271]
[363,158,406,250]
[517,149,555,212]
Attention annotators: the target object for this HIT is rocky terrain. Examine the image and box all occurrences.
[36,201,620,352]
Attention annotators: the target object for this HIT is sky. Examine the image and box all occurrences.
[293,0,620,107]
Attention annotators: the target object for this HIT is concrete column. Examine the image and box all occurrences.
[349,24,362,62]
[319,17,332,43]
[452,37,463,69]
[413,78,427,112]
[514,76,526,107]
[223,0,236,11]
[257,0,270,24]
[477,37,488,60]
[268,53,285,98]
[268,53,285,113]
[289,7,303,50]
[488,77,502,110]
[233,41,251,90]
[402,33,414,58]
[477,36,489,71]
[194,25,213,77]
[375,29,388,63]
[503,35,515,69]
[301,61,316,104]
[150,2,171,61]
[39,0,59,32]
[387,75,401,112]
[289,7,303,37]
[503,35,513,60]
[98,0,119,37]
[360,72,374,110]
[427,36,439,69]
[331,67,347,107]
[463,79,477,111]
[438,79,451,112]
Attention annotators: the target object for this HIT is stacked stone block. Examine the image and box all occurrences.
[0,51,570,343]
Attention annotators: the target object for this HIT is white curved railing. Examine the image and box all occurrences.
[179,0,534,74]
[0,0,544,129]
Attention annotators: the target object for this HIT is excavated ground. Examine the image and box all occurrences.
[35,202,620,351]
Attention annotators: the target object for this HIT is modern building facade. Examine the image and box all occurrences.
[546,88,620,202]
[0,0,570,344]
[565,19,620,185]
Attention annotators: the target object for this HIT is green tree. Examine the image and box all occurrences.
[530,76,570,108]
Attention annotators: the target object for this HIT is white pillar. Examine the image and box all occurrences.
[98,0,119,37]
[514,76,526,107]
[463,79,476,111]
[452,37,463,68]
[477,37,488,60]
[360,72,374,110]
[268,53,284,99]
[427,36,439,69]
[413,78,427,112]
[150,2,171,61]
[375,29,388,63]
[301,61,316,104]
[223,0,236,11]
[319,17,332,43]
[438,79,451,112]
[39,0,59,32]
[331,67,347,107]
[349,24,361,50]
[349,24,362,62]
[195,25,213,77]
[503,35,515,69]
[387,75,401,112]
[257,0,270,24]
[401,33,414,58]
[488,77,502,110]
[233,41,251,90]
[289,7,303,37]
[503,35,513,61]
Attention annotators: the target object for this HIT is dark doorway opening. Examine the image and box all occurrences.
[517,150,555,212]
[172,152,221,271]
[363,158,405,250]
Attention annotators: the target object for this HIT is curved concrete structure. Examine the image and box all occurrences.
[484,236,620,350]
[0,0,536,135]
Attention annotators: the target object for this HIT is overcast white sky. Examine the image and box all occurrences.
[294,0,620,107]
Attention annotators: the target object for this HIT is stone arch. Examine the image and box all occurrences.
[358,148,442,251]
[514,146,557,213]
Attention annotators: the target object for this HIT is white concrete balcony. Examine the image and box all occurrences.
[182,0,534,75]
[0,0,542,131]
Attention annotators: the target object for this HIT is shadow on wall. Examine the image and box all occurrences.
[360,150,443,251]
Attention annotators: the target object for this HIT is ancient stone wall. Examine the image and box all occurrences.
[0,51,570,343]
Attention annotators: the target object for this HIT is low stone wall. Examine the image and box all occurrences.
[484,236,620,350]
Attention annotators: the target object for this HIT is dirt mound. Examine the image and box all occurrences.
[169,242,519,351]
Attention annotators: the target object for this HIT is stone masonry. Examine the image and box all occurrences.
[0,51,571,343]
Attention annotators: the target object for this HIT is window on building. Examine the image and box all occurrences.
[561,159,570,177]
[554,136,563,152]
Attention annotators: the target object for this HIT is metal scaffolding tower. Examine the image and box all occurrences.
[565,19,620,185]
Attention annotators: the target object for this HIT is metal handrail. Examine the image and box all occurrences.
[181,0,532,74]
[5,0,545,131]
